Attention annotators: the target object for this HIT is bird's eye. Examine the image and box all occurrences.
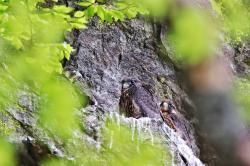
[122,83,130,89]
[168,102,175,110]
[130,80,135,84]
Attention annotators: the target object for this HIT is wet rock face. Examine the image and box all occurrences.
[66,17,176,112]
[65,17,201,164]
[234,42,250,76]
[109,113,204,166]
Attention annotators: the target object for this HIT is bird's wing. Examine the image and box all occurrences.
[132,99,143,118]
[119,90,135,117]
[161,112,177,131]
[169,113,182,128]
[169,113,191,141]
[134,86,160,118]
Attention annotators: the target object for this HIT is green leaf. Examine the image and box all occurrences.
[85,5,96,17]
[111,10,125,21]
[96,6,105,21]
[53,5,73,14]
[77,2,93,7]
[126,8,138,19]
[105,11,113,23]
[87,0,96,3]
[0,4,8,12]
[68,17,88,25]
[76,17,88,24]
[137,7,150,15]
[62,43,73,60]
[116,2,127,9]
[53,12,71,19]
[5,36,23,49]
[74,11,85,18]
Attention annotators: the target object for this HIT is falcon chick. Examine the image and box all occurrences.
[119,79,160,119]
[160,99,190,142]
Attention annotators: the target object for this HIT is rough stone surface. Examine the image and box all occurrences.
[65,17,201,165]
[1,0,248,165]
[234,42,250,76]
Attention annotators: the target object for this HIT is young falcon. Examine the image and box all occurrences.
[119,79,160,119]
[160,99,190,142]
[160,99,178,131]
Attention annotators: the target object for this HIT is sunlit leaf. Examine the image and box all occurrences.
[74,11,85,17]
[85,5,96,17]
[87,0,96,3]
[126,8,138,19]
[77,2,93,7]
[53,5,74,14]
[105,10,113,23]
[39,78,82,139]
[96,6,105,21]
[111,10,125,21]
[0,4,8,11]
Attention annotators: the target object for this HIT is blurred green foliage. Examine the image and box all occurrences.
[76,0,149,23]
[0,0,87,164]
[0,138,15,166]
[166,0,250,66]
[0,0,86,137]
[169,9,218,65]
[211,0,250,43]
[75,0,170,23]
[234,78,250,121]
[0,0,87,72]
[102,119,169,166]
[42,119,170,166]
[0,0,170,165]
[38,77,82,139]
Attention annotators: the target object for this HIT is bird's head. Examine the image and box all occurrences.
[121,79,137,90]
[160,99,176,113]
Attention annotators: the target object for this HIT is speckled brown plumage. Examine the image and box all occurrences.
[160,99,191,142]
[160,109,177,131]
[119,79,160,119]
[119,83,142,118]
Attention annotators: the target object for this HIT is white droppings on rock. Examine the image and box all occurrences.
[109,131,114,149]
[109,112,204,166]
[131,118,136,141]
